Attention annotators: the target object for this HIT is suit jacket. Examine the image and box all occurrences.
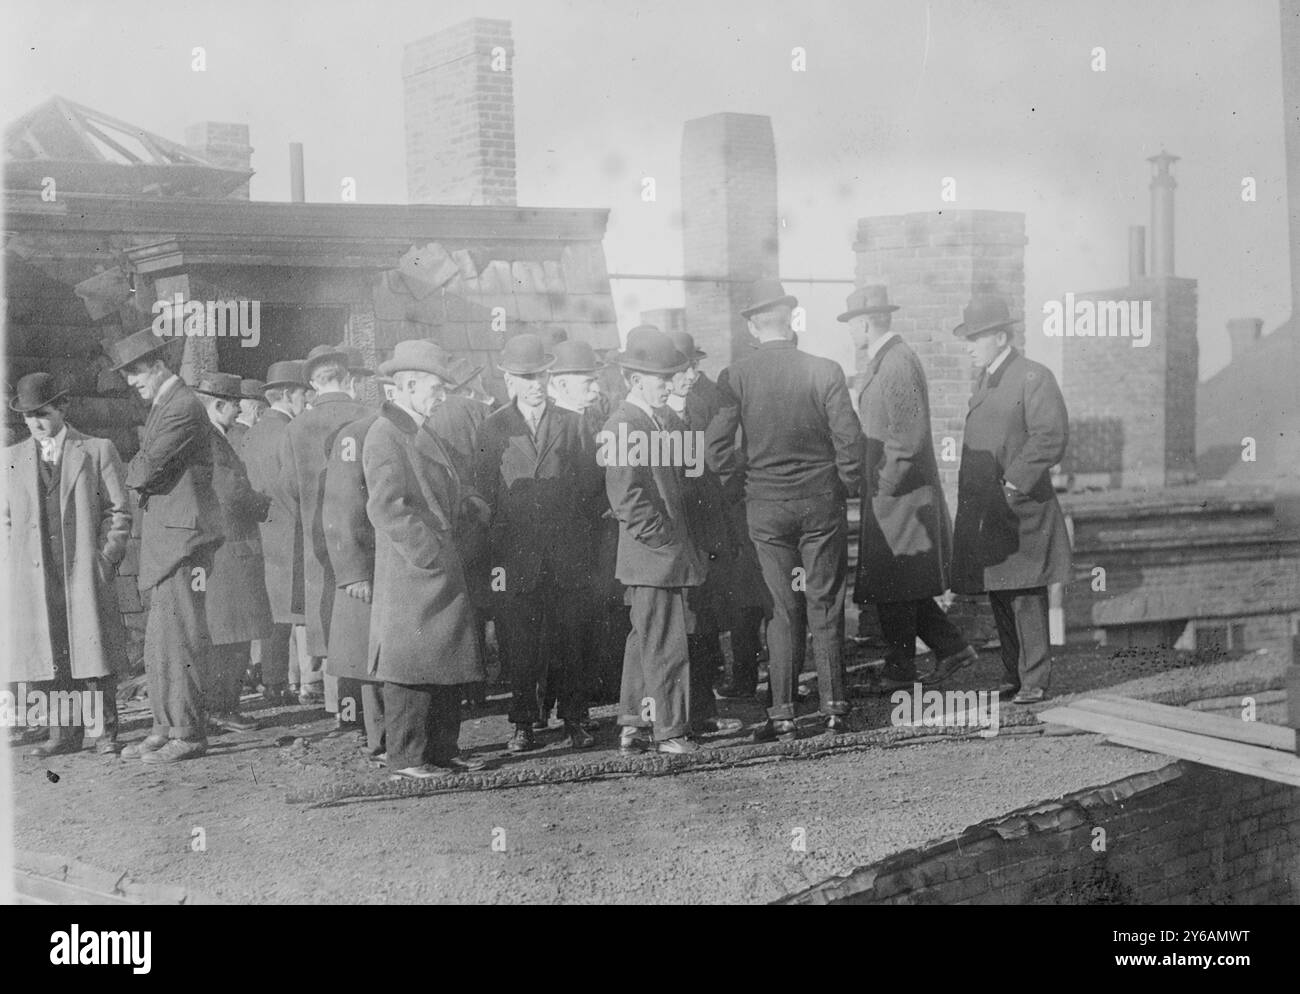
[3,429,131,681]
[240,408,302,623]
[125,380,223,590]
[474,399,603,593]
[706,339,864,502]
[322,411,379,681]
[227,421,249,455]
[854,336,954,603]
[427,393,489,489]
[364,402,484,686]
[278,392,370,655]
[205,426,274,645]
[951,350,1072,594]
[601,400,707,589]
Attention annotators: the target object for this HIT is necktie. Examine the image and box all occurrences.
[527,409,541,437]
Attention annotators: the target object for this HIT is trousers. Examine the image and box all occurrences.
[206,641,249,714]
[876,599,969,678]
[143,555,211,740]
[618,585,691,741]
[500,583,589,726]
[384,681,463,771]
[988,587,1051,693]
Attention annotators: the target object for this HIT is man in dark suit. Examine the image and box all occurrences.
[241,360,308,705]
[279,344,371,723]
[475,334,603,753]
[364,340,489,779]
[950,295,1071,704]
[603,325,707,754]
[227,378,265,455]
[706,280,864,742]
[195,373,274,733]
[109,329,224,763]
[840,286,977,691]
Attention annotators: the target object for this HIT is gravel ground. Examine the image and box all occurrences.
[7,643,1288,904]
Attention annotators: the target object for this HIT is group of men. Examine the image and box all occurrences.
[4,277,1071,776]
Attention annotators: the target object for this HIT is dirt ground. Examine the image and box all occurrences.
[6,641,1286,904]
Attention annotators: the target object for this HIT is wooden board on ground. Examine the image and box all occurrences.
[1073,694,1296,752]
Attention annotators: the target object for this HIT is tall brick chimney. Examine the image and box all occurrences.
[402,18,517,206]
[1148,151,1179,277]
[185,121,252,199]
[1281,6,1300,318]
[681,113,779,373]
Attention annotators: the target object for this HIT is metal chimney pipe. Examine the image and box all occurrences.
[289,142,305,203]
[1148,151,1179,277]
[1128,225,1147,283]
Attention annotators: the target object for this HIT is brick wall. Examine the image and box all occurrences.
[403,19,517,206]
[184,121,252,200]
[782,762,1300,904]
[681,113,778,374]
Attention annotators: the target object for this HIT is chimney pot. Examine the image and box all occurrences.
[1226,317,1263,360]
[1148,150,1179,277]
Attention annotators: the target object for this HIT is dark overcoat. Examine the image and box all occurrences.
[3,429,131,681]
[853,336,954,604]
[601,400,707,589]
[364,403,484,686]
[427,394,488,490]
[240,409,302,623]
[205,427,274,645]
[951,350,1072,594]
[473,400,603,593]
[321,411,379,681]
[125,380,224,591]
[278,392,369,655]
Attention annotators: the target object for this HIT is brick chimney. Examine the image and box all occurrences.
[681,113,778,373]
[403,18,517,206]
[1227,317,1263,360]
[185,121,251,199]
[1148,151,1179,277]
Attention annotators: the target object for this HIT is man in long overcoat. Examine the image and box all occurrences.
[841,286,977,690]
[364,340,488,778]
[241,360,307,705]
[196,373,274,732]
[950,296,1071,704]
[3,373,131,755]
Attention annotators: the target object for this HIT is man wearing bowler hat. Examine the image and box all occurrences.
[949,295,1071,704]
[705,280,864,741]
[475,333,603,752]
[278,344,371,724]
[228,378,266,455]
[241,359,308,705]
[194,372,274,732]
[603,325,707,754]
[108,329,224,762]
[365,339,489,778]
[3,373,131,755]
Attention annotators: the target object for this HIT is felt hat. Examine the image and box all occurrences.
[378,339,458,381]
[303,344,352,383]
[240,378,267,400]
[193,372,244,401]
[9,372,68,414]
[614,325,689,375]
[498,333,555,375]
[740,279,798,319]
[106,327,171,372]
[953,295,1020,339]
[837,285,900,322]
[669,331,706,360]
[264,360,308,391]
[550,340,603,374]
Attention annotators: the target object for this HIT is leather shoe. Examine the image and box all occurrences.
[389,764,448,780]
[561,722,595,749]
[530,719,549,732]
[997,682,1021,700]
[752,719,798,743]
[297,686,325,706]
[1011,688,1047,705]
[656,737,699,754]
[29,740,81,758]
[506,725,539,752]
[825,714,850,734]
[121,734,168,758]
[139,739,207,764]
[926,645,979,685]
[618,726,649,754]
[714,682,756,700]
[210,711,258,733]
[433,755,491,773]
[694,717,745,736]
[93,738,123,755]
[874,670,918,693]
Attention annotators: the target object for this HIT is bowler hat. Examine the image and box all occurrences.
[614,325,689,375]
[498,333,555,375]
[194,372,244,401]
[9,372,68,414]
[539,327,569,348]
[740,279,798,319]
[550,340,602,374]
[378,339,458,381]
[837,285,900,322]
[106,327,171,372]
[337,345,374,377]
[953,295,1020,339]
[669,331,706,360]
[240,378,267,400]
[264,360,307,391]
[303,344,351,384]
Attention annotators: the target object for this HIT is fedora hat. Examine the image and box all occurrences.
[550,339,602,374]
[614,325,689,375]
[740,279,798,319]
[303,344,351,383]
[336,345,374,377]
[953,295,1020,339]
[669,331,706,360]
[264,360,308,391]
[193,372,244,402]
[498,333,555,375]
[106,327,172,372]
[837,285,900,322]
[378,339,458,381]
[9,372,68,414]
[240,378,267,400]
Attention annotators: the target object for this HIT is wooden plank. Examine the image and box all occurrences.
[1038,706,1300,787]
[1074,694,1295,752]
[13,870,136,905]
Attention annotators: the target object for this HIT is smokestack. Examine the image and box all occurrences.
[289,143,305,203]
[1128,225,1147,283]
[1148,151,1179,277]
[1227,317,1263,360]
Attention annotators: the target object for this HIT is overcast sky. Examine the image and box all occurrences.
[3,0,1291,379]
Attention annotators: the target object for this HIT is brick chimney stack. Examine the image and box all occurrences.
[185,121,251,199]
[1148,151,1179,277]
[403,18,517,206]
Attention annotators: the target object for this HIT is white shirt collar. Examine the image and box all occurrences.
[152,374,181,408]
[865,331,899,363]
[987,346,1014,376]
[37,424,68,463]
[393,398,426,427]
[516,397,546,421]
[666,393,687,413]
